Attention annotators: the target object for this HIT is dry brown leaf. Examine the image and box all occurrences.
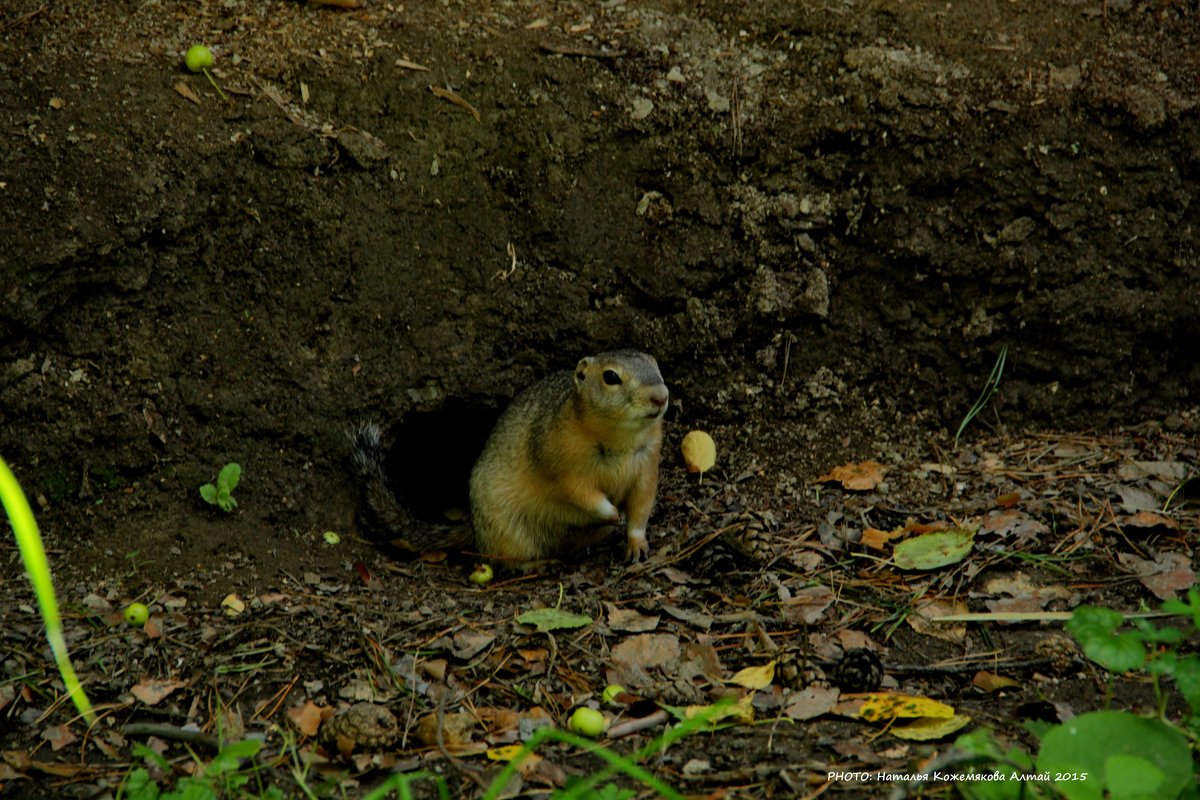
[995,491,1021,508]
[611,633,681,671]
[40,724,77,752]
[429,85,481,121]
[287,701,326,737]
[415,711,476,748]
[972,671,1021,693]
[130,678,186,705]
[978,509,1049,544]
[1118,551,1195,601]
[783,684,840,721]
[779,585,837,624]
[861,527,899,550]
[1122,510,1178,532]
[606,604,660,633]
[908,598,968,643]
[395,58,430,72]
[173,81,201,105]
[816,460,887,491]
[451,630,495,660]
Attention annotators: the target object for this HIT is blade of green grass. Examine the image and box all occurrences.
[0,456,96,724]
[955,345,1008,446]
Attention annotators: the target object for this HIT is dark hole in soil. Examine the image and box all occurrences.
[382,403,500,523]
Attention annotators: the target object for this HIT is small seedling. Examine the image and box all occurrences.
[955,345,1008,446]
[199,463,241,512]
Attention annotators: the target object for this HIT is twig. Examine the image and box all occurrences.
[124,722,221,751]
[0,5,46,34]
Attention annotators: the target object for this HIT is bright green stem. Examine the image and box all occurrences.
[203,68,229,101]
[0,456,96,724]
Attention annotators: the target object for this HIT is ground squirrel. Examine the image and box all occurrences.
[350,350,669,566]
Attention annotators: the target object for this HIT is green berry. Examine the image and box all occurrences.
[185,45,214,74]
[123,602,150,627]
[469,564,494,585]
[602,684,626,705]
[568,707,605,738]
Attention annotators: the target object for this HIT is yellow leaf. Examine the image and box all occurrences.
[684,694,754,725]
[681,431,717,475]
[486,744,528,762]
[729,661,775,690]
[221,594,245,616]
[891,713,972,741]
[834,691,954,722]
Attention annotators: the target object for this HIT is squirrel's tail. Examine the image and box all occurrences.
[347,421,472,554]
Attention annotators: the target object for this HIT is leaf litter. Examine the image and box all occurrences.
[3,426,1196,797]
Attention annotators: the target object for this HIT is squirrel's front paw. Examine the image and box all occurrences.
[625,528,649,562]
[595,496,622,523]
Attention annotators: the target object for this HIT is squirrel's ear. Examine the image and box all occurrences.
[574,358,591,384]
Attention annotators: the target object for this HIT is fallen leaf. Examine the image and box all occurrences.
[834,692,954,722]
[978,509,1048,545]
[429,85,481,121]
[451,630,496,659]
[861,527,899,551]
[221,594,245,616]
[684,694,754,725]
[1121,510,1178,532]
[891,713,972,740]
[729,661,775,690]
[779,585,837,624]
[173,81,201,105]
[816,460,888,491]
[1118,551,1195,601]
[48,97,66,109]
[606,604,660,633]
[995,491,1021,508]
[40,724,76,752]
[783,685,840,720]
[517,608,593,632]
[130,678,186,706]
[973,671,1021,693]
[611,633,681,672]
[661,604,714,630]
[892,527,975,570]
[1112,484,1160,514]
[287,701,326,737]
[395,58,430,72]
[681,431,717,475]
[908,598,968,643]
[487,744,530,762]
[415,711,476,748]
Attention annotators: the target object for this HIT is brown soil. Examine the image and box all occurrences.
[1,1,1198,797]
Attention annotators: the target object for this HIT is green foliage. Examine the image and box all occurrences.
[199,462,241,512]
[954,595,1200,800]
[1036,711,1193,800]
[1068,592,1200,719]
[120,740,283,800]
[955,345,1008,446]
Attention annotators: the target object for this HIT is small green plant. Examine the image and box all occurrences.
[953,595,1200,800]
[120,739,282,800]
[955,344,1008,446]
[1068,595,1200,721]
[200,462,241,512]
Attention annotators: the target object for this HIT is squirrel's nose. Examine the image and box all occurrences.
[648,388,668,408]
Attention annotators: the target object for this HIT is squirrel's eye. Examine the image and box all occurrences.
[602,369,622,386]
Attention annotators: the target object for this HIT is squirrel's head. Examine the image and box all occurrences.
[574,350,669,422]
